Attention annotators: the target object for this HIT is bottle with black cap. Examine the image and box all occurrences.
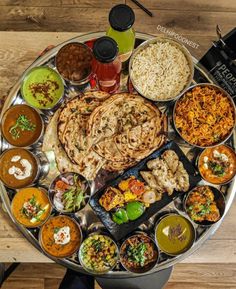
[92,36,122,94]
[106,4,135,63]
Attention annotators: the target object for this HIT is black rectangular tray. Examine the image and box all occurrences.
[90,141,201,240]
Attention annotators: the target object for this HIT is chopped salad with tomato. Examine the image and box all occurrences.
[99,176,159,225]
[50,173,90,213]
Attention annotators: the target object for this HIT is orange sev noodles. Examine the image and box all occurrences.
[174,85,235,147]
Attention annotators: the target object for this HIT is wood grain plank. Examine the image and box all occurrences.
[0,0,123,8]
[181,240,236,263]
[126,0,236,12]
[170,263,236,283]
[0,6,234,37]
[61,0,124,7]
[8,263,66,279]
[3,263,236,289]
[0,0,61,6]
[0,210,21,238]
[0,238,52,262]
[166,282,236,289]
[44,278,61,289]
[1,278,44,289]
[8,263,236,283]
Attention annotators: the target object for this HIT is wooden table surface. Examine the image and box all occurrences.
[0,1,236,288]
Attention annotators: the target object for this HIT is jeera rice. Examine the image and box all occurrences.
[130,41,191,101]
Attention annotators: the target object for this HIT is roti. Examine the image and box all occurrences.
[87,93,161,144]
[44,91,167,179]
[43,109,104,180]
[58,91,110,144]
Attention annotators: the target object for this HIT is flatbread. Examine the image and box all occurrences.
[44,91,167,179]
[87,93,162,145]
[43,109,104,180]
[58,91,110,144]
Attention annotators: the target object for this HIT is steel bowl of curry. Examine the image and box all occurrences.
[1,104,44,147]
[0,148,39,189]
[79,234,119,274]
[21,66,64,110]
[173,83,236,148]
[198,145,236,185]
[184,185,226,226]
[55,42,93,85]
[39,215,82,258]
[11,187,52,228]
[119,233,159,274]
[155,213,196,256]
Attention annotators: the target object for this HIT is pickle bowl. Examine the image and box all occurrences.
[55,42,93,86]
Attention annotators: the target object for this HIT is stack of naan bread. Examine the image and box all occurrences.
[42,91,167,180]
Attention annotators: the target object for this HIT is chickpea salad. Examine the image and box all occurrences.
[79,234,118,273]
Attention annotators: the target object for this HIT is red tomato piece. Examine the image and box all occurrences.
[128,179,145,195]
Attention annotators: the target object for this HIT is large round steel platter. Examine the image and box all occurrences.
[0,31,235,278]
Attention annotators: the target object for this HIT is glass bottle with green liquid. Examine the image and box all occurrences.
[106,4,135,63]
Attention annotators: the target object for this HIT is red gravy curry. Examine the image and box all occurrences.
[1,104,43,147]
[198,145,236,184]
[40,215,82,258]
[0,148,38,188]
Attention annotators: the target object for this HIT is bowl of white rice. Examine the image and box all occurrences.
[129,36,194,102]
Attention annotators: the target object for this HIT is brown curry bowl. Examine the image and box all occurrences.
[184,185,226,226]
[55,42,93,86]
[0,148,41,189]
[1,104,44,148]
[119,233,159,274]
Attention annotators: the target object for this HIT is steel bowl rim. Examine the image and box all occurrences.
[78,233,119,275]
[0,104,45,148]
[197,144,236,185]
[20,66,65,110]
[128,35,194,102]
[0,147,41,189]
[38,214,83,259]
[10,186,52,229]
[48,172,93,215]
[119,232,160,274]
[183,185,226,227]
[173,82,236,149]
[154,212,196,257]
[55,41,93,85]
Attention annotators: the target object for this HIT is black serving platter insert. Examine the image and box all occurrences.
[90,141,202,240]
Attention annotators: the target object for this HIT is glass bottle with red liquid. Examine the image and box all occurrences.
[92,36,122,94]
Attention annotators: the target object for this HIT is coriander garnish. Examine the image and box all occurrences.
[9,114,36,140]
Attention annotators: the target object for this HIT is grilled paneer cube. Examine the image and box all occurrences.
[99,187,124,211]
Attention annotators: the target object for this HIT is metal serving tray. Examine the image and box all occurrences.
[0,31,235,278]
